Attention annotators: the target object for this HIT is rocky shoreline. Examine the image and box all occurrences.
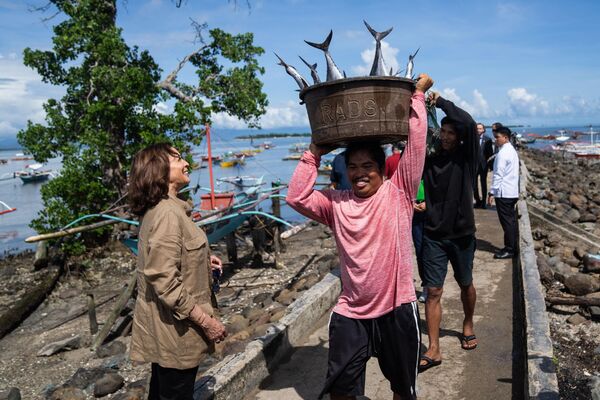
[522,148,600,399]
[0,221,337,399]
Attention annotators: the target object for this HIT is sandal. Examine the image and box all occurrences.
[461,334,478,350]
[418,355,442,373]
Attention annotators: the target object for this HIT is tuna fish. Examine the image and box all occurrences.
[298,56,321,84]
[304,30,344,81]
[404,47,420,80]
[274,52,309,90]
[363,20,393,76]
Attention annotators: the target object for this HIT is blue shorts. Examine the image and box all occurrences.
[422,233,476,288]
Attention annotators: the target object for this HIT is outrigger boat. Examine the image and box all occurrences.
[17,163,53,184]
[0,200,16,216]
[25,125,293,255]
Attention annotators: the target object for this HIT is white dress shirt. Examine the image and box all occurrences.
[490,142,519,198]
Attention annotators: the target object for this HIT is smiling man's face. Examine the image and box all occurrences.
[346,149,384,198]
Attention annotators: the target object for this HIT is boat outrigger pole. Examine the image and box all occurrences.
[206,123,216,210]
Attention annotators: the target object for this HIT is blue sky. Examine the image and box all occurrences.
[1,0,600,144]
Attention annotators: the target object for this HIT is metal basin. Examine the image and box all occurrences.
[300,76,415,146]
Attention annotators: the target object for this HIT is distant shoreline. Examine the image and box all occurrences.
[236,133,311,139]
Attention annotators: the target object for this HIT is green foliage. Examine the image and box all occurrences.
[18,0,268,242]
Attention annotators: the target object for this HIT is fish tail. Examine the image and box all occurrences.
[304,30,333,51]
[274,52,286,66]
[364,20,393,42]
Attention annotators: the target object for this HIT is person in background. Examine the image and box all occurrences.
[419,92,480,373]
[474,123,494,209]
[488,122,503,170]
[128,143,227,400]
[330,151,352,190]
[385,148,427,303]
[287,74,433,400]
[488,127,520,259]
[384,142,404,178]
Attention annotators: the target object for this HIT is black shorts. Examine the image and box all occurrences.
[319,303,421,399]
[422,233,476,288]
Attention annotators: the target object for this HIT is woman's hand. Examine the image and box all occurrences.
[415,73,434,94]
[428,91,440,105]
[189,305,228,343]
[210,255,223,273]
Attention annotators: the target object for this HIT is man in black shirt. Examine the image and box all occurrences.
[419,92,480,372]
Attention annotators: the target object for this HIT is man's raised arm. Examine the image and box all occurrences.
[393,74,433,200]
[286,146,334,226]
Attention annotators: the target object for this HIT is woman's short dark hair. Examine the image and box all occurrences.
[440,116,468,141]
[344,141,385,172]
[129,143,177,216]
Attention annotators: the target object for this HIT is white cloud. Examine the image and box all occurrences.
[440,88,494,119]
[351,41,400,76]
[507,87,550,117]
[212,100,308,129]
[0,58,61,139]
[154,101,170,115]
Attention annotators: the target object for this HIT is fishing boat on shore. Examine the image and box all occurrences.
[282,154,302,161]
[0,200,16,216]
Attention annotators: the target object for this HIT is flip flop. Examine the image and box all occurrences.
[461,334,478,350]
[418,355,442,373]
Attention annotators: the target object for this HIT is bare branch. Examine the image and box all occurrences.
[189,18,208,45]
[157,45,208,103]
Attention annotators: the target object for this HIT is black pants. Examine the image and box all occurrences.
[473,166,488,205]
[495,197,518,253]
[148,363,199,400]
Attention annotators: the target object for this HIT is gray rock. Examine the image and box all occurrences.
[590,375,600,400]
[583,254,600,273]
[569,193,587,210]
[565,208,581,223]
[574,246,589,260]
[590,306,600,321]
[93,373,124,397]
[566,313,587,325]
[48,386,86,400]
[564,273,600,296]
[551,261,574,283]
[226,315,249,335]
[0,387,21,400]
[37,335,81,357]
[111,387,145,400]
[536,253,554,285]
[96,340,126,359]
[242,306,264,323]
[580,213,598,223]
[65,367,107,390]
[101,354,127,370]
[546,256,560,268]
[252,292,272,305]
[594,345,600,356]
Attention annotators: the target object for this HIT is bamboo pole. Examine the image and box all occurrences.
[546,296,600,307]
[91,273,137,351]
[25,219,118,243]
[87,294,98,335]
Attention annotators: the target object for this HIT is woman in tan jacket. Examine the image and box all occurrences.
[128,143,227,400]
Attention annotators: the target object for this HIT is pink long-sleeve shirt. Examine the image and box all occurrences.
[286,93,427,319]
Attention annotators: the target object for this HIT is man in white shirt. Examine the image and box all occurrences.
[487,126,520,259]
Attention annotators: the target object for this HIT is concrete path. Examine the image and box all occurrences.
[246,208,521,399]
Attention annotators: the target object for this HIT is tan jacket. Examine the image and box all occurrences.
[130,194,215,369]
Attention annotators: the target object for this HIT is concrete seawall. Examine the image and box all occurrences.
[517,161,560,399]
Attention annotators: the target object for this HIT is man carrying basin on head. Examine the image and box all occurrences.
[418,92,480,373]
[287,74,434,400]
